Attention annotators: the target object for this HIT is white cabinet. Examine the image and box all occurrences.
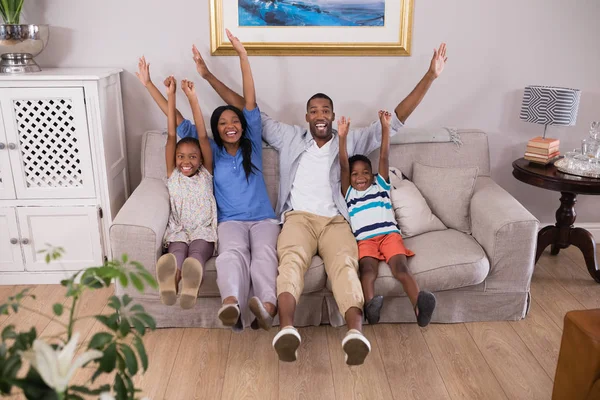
[0,208,22,272]
[0,69,129,284]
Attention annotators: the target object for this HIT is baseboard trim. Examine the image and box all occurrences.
[539,222,600,243]
[0,271,77,285]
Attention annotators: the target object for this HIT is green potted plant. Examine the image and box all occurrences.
[0,0,50,73]
[0,0,25,24]
[0,246,158,400]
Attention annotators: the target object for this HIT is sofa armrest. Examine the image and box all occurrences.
[110,178,169,276]
[470,177,539,292]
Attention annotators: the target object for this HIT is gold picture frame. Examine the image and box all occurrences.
[210,0,414,56]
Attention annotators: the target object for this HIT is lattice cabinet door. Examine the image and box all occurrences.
[0,207,24,272]
[0,124,16,200]
[0,87,96,199]
[16,206,103,272]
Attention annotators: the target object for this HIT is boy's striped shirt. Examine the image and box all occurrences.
[345,174,401,240]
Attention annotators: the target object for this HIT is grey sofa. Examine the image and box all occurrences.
[110,129,539,328]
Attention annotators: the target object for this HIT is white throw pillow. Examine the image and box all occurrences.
[388,167,447,238]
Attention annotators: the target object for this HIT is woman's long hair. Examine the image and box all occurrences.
[210,105,258,180]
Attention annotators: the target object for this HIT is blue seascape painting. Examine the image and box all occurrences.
[238,0,385,27]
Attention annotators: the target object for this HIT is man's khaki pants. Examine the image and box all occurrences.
[276,211,363,316]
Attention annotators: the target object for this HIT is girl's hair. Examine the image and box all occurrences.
[176,137,201,152]
[210,105,258,180]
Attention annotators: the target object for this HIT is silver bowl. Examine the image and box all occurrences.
[0,24,50,73]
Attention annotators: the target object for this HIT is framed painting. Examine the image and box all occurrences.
[209,0,414,56]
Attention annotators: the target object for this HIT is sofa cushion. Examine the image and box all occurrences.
[199,255,326,297]
[390,177,447,238]
[412,162,478,234]
[373,229,490,296]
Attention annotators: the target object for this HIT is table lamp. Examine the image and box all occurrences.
[520,85,581,139]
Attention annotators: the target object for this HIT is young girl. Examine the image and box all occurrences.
[136,30,279,331]
[338,111,436,327]
[155,76,217,310]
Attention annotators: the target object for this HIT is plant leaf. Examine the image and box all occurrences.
[115,372,127,399]
[119,343,138,376]
[118,319,131,337]
[118,271,128,287]
[52,303,63,316]
[69,384,111,395]
[108,296,122,310]
[130,316,146,336]
[133,335,148,372]
[99,342,117,373]
[129,272,144,292]
[95,315,119,331]
[1,325,16,341]
[122,294,133,307]
[87,332,113,350]
[129,304,144,313]
[135,313,156,330]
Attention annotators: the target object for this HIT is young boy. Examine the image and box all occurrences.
[338,111,436,327]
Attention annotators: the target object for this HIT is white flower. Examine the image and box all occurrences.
[21,332,103,394]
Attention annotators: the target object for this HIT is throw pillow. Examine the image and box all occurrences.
[388,166,405,188]
[411,162,479,234]
[388,167,447,238]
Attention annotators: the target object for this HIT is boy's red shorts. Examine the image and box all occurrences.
[357,232,415,262]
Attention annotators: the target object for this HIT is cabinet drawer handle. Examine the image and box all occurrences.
[8,143,16,150]
[10,238,18,244]
[21,238,30,245]
[0,142,5,150]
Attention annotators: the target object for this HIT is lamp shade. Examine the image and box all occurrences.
[520,86,581,126]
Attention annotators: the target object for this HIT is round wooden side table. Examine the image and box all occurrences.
[512,157,600,283]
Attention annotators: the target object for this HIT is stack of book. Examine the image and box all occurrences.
[525,137,560,164]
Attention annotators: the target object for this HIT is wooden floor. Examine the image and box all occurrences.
[2,246,599,400]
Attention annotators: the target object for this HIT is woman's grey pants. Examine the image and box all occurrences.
[216,219,280,329]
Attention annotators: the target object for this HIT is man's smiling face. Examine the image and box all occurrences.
[305,97,335,141]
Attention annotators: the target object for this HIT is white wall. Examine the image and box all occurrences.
[22,0,600,223]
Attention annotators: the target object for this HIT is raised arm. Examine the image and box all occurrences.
[164,76,177,178]
[192,45,245,111]
[226,29,257,111]
[136,56,185,126]
[394,43,447,124]
[378,111,391,182]
[338,117,351,196]
[181,80,213,175]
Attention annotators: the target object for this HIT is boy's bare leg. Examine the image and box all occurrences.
[360,256,384,325]
[359,257,379,303]
[388,254,419,306]
[388,254,436,327]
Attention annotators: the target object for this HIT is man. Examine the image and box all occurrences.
[183,39,448,365]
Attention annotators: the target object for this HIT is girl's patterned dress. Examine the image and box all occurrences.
[163,166,218,246]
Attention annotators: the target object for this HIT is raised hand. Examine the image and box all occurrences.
[337,116,351,138]
[135,56,151,87]
[379,110,392,128]
[192,45,211,79]
[429,42,448,78]
[181,79,196,98]
[226,29,247,56]
[164,76,176,95]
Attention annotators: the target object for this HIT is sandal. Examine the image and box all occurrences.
[156,253,177,306]
[218,303,240,327]
[179,257,203,310]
